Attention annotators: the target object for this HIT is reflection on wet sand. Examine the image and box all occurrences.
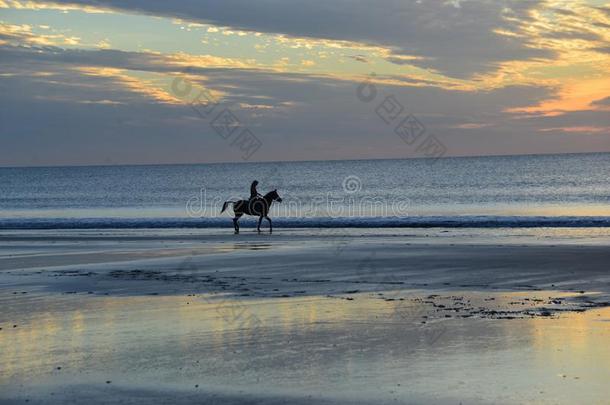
[220,243,274,252]
[1,292,609,404]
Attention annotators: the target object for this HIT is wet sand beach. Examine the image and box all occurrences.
[1,228,609,404]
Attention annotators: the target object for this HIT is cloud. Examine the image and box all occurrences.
[539,126,610,134]
[23,0,554,78]
[0,0,111,13]
[2,0,610,167]
[0,44,262,75]
[595,6,610,16]
[507,77,610,116]
[451,123,493,129]
[347,55,368,63]
[0,22,81,46]
[6,40,586,166]
[97,39,111,49]
[591,96,610,106]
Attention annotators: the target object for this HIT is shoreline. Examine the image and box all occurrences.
[3,215,610,230]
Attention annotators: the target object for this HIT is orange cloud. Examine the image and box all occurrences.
[75,67,183,104]
[495,1,610,115]
[539,126,610,134]
[0,23,81,46]
[0,0,111,13]
[507,77,610,116]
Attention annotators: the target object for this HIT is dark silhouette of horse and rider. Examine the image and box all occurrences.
[221,180,282,234]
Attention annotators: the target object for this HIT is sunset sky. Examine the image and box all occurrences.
[1,0,609,166]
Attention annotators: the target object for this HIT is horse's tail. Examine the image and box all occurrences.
[220,201,233,214]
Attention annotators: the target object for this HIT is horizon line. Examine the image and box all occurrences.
[0,150,608,170]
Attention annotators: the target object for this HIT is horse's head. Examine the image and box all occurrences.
[265,189,282,203]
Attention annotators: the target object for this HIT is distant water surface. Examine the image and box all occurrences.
[1,153,609,228]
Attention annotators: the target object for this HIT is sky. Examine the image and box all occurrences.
[0,0,609,166]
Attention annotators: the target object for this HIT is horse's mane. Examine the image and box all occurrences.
[263,190,276,198]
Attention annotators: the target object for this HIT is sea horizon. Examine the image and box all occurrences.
[1,150,608,170]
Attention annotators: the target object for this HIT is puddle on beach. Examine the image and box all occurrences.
[1,291,609,404]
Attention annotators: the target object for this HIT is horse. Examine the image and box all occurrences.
[220,189,283,234]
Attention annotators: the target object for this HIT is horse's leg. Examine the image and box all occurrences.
[257,215,263,233]
[266,216,272,234]
[233,214,242,234]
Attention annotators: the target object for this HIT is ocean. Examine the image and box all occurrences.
[1,152,609,229]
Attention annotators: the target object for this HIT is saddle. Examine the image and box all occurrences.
[247,196,265,207]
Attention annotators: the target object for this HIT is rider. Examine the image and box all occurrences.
[250,180,262,201]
